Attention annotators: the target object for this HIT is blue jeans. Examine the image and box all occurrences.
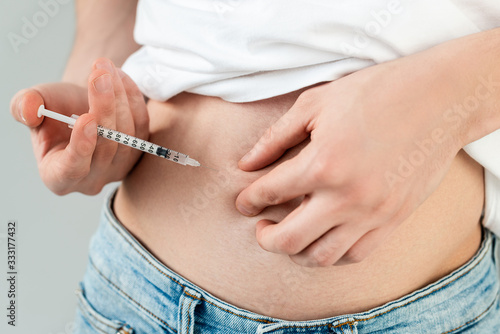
[74,192,500,333]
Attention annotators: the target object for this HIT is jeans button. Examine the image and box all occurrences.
[116,326,133,334]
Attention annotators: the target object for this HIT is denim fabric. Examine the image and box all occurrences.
[74,191,500,334]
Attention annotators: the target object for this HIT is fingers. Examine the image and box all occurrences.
[253,187,395,266]
[256,192,394,267]
[289,223,365,267]
[117,68,149,141]
[111,67,148,167]
[236,148,315,216]
[255,193,365,267]
[238,93,315,171]
[88,58,118,127]
[255,195,343,255]
[66,113,97,159]
[39,113,97,195]
[88,58,132,165]
[333,227,393,266]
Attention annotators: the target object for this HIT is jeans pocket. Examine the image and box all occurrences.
[74,287,134,334]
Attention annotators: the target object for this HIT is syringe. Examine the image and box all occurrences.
[37,105,201,167]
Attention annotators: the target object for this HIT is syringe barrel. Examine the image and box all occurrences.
[96,125,190,165]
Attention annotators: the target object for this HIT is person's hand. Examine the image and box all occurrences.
[10,58,149,195]
[235,53,470,267]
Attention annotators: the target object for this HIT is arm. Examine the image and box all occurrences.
[442,28,500,145]
[236,27,500,267]
[63,0,140,86]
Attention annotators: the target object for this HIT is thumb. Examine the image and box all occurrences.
[10,89,44,128]
[39,113,97,195]
[239,101,314,171]
[10,84,88,128]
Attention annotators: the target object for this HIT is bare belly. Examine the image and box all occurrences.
[113,90,484,321]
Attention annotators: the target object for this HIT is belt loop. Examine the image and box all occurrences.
[178,287,202,334]
[256,324,266,334]
[329,319,358,334]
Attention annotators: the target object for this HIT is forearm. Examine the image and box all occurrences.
[63,0,140,86]
[432,27,500,147]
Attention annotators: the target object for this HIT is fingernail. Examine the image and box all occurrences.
[95,60,114,73]
[18,100,26,123]
[240,148,255,163]
[237,203,253,216]
[84,120,96,139]
[93,74,112,93]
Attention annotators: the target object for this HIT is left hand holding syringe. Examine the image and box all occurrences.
[10,58,149,195]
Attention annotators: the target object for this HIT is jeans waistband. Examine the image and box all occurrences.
[86,189,499,333]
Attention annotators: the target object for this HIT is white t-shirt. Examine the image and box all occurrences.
[122,0,500,234]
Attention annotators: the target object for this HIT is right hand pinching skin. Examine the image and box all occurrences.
[9,58,149,195]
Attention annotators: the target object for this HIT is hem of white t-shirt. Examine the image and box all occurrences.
[483,170,500,236]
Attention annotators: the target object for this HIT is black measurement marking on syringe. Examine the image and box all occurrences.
[156,147,171,158]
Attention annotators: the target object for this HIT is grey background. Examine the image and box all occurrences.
[0,1,499,333]
[0,1,114,333]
